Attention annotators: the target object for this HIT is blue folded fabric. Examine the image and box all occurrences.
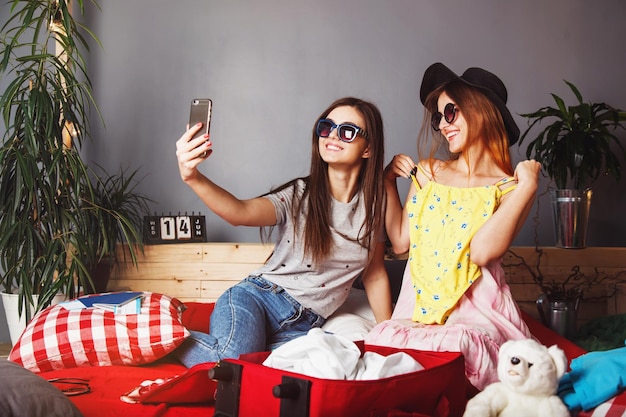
[558,342,626,411]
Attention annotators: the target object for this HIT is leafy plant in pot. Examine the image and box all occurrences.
[0,0,104,344]
[519,80,626,248]
[79,165,152,294]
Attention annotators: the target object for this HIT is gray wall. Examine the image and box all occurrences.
[1,1,626,342]
[80,0,626,246]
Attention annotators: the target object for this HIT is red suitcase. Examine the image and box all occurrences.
[209,343,467,417]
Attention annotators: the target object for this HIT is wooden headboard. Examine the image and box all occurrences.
[110,243,626,325]
[109,243,274,303]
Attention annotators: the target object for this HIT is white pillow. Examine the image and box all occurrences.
[322,288,375,340]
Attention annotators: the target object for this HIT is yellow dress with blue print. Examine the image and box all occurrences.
[408,166,516,324]
[365,165,531,390]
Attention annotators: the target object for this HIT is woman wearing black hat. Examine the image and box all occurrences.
[365,63,541,391]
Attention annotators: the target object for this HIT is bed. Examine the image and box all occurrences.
[3,246,624,417]
[5,292,617,417]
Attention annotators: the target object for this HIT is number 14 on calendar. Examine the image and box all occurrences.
[143,214,207,244]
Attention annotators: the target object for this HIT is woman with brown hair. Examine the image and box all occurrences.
[173,97,392,367]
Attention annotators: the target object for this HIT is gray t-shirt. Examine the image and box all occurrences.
[251,179,373,318]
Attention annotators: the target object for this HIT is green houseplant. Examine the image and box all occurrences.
[0,1,151,345]
[80,165,152,294]
[504,185,626,338]
[519,80,626,248]
[0,0,101,329]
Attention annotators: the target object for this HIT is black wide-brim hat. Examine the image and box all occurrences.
[419,62,520,146]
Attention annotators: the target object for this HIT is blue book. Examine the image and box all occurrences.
[79,291,144,313]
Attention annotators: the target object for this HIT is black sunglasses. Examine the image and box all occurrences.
[431,103,458,131]
[316,119,366,143]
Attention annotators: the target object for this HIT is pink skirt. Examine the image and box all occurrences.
[365,261,531,390]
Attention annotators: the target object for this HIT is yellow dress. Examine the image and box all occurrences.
[408,166,515,324]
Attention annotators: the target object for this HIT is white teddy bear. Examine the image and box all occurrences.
[463,338,570,417]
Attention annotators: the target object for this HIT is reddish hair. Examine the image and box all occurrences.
[420,80,513,177]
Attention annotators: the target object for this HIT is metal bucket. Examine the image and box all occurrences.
[551,189,592,249]
[536,293,580,339]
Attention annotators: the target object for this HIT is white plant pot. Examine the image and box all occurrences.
[1,292,66,346]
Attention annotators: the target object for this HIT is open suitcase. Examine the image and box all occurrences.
[209,343,467,417]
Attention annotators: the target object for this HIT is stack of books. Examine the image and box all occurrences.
[60,291,144,314]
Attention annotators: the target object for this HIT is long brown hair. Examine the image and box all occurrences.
[264,97,385,264]
[420,80,513,177]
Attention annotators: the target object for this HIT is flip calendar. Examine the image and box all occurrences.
[143,213,207,244]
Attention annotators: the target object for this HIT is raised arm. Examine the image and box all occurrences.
[175,124,277,227]
[383,154,417,255]
[470,160,541,266]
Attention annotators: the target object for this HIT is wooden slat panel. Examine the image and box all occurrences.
[200,281,238,301]
[504,247,626,268]
[201,243,274,264]
[109,243,626,328]
[109,243,273,301]
[202,264,265,280]
[504,263,609,282]
[116,244,203,263]
[108,278,202,298]
[507,283,543,302]
[578,300,607,322]
[111,262,266,281]
[112,263,207,280]
[607,284,626,315]
[176,297,215,304]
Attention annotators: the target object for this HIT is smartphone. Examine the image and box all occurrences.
[188,98,212,140]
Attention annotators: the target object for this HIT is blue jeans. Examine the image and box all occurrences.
[172,275,325,367]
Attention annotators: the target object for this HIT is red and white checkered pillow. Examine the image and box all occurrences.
[9,292,190,372]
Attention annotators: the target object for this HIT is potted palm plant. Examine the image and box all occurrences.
[519,80,626,248]
[0,0,136,345]
[80,165,152,294]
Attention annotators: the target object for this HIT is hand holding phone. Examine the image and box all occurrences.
[188,98,212,157]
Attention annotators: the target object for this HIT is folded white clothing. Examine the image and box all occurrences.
[262,328,423,380]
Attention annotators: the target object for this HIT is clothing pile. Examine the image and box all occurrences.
[263,328,423,380]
